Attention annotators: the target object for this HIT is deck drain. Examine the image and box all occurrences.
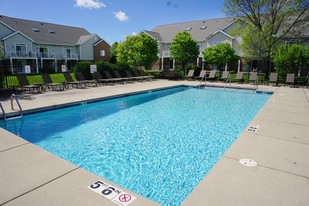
[239,159,257,167]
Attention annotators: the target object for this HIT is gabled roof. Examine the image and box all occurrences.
[206,30,234,40]
[77,34,97,45]
[150,17,238,43]
[142,30,163,42]
[0,15,91,45]
[2,31,35,42]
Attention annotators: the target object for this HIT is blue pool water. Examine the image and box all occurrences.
[0,86,271,206]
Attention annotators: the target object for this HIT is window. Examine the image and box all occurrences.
[185,27,192,31]
[66,48,71,58]
[32,28,39,32]
[39,47,48,58]
[100,50,105,57]
[200,26,207,30]
[212,41,221,46]
[48,29,55,34]
[15,43,27,56]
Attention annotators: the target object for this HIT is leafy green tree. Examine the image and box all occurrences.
[0,45,4,59]
[170,31,199,73]
[110,42,118,64]
[224,0,309,74]
[116,33,159,69]
[203,43,239,70]
[273,44,306,75]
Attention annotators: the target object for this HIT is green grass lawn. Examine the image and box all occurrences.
[3,73,76,88]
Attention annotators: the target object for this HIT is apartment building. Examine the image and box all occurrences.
[0,15,110,74]
[143,17,243,70]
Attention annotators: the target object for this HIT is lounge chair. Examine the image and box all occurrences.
[63,72,86,88]
[207,70,217,81]
[220,71,230,81]
[285,73,295,86]
[269,72,278,86]
[249,72,258,83]
[76,72,97,87]
[195,70,207,81]
[132,70,154,81]
[16,75,42,93]
[124,70,143,82]
[93,71,115,85]
[41,73,65,91]
[103,71,124,84]
[185,70,195,80]
[234,72,244,83]
[113,71,130,83]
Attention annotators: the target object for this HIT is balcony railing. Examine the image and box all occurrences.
[162,50,170,57]
[6,51,37,58]
[65,53,78,59]
[6,51,78,59]
[38,52,56,58]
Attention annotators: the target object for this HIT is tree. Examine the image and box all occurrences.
[0,45,4,60]
[224,0,309,75]
[203,43,239,70]
[170,31,199,73]
[273,44,307,75]
[110,42,118,64]
[116,33,159,69]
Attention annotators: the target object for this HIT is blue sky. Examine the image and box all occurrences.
[1,0,225,44]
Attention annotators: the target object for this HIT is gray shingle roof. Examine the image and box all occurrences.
[151,17,237,43]
[0,15,91,45]
[143,30,163,42]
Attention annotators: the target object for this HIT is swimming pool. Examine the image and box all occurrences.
[0,86,271,206]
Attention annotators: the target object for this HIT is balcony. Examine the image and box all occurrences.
[38,52,56,58]
[162,50,170,57]
[6,51,37,58]
[65,53,78,59]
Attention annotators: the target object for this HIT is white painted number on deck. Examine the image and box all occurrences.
[247,124,260,132]
[88,180,136,206]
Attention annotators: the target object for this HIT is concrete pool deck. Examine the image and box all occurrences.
[0,80,308,205]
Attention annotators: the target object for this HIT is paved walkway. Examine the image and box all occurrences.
[0,80,308,206]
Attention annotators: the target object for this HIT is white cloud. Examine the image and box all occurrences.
[113,11,129,22]
[75,0,106,9]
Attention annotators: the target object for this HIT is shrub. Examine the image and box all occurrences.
[74,61,92,79]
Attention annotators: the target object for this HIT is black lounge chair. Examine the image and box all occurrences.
[41,73,65,91]
[103,71,124,84]
[113,71,129,83]
[93,71,115,85]
[125,70,143,81]
[63,72,86,88]
[16,75,42,93]
[132,70,154,81]
[76,72,97,87]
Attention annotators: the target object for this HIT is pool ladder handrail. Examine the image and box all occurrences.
[10,94,23,119]
[0,102,6,120]
[253,79,258,91]
[224,75,231,89]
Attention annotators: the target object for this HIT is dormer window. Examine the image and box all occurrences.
[48,29,55,34]
[32,28,39,32]
[200,26,207,30]
[185,27,192,31]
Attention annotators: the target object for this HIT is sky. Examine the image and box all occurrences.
[0,0,226,44]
